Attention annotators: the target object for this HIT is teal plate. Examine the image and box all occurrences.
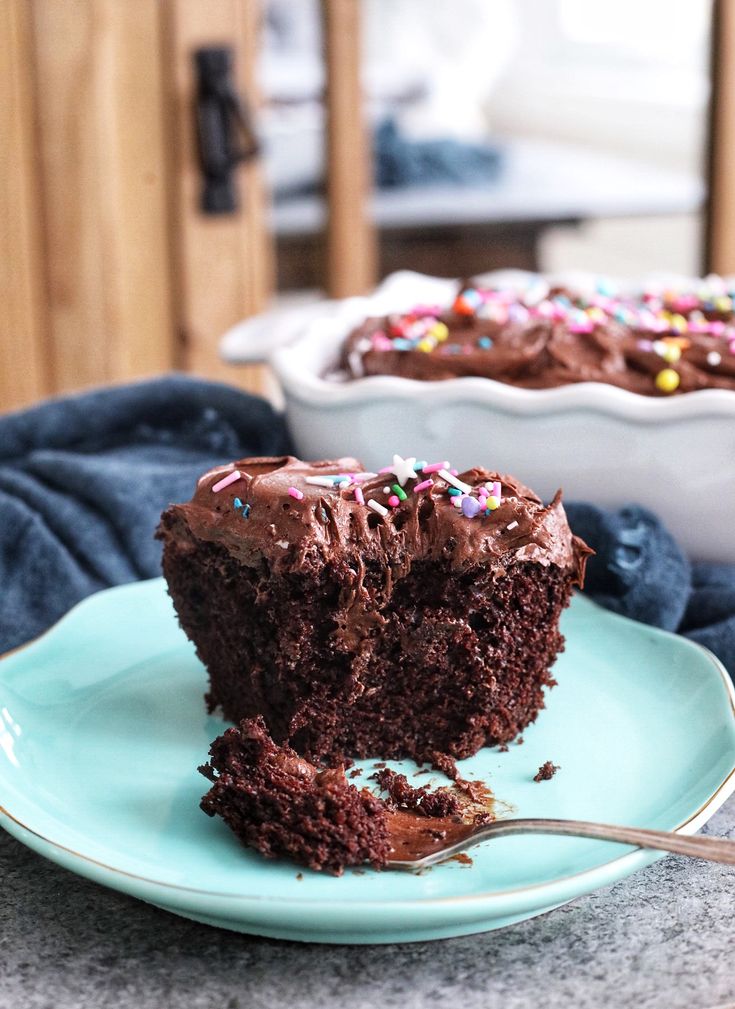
[1,579,734,944]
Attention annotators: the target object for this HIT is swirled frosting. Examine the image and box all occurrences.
[338,277,735,395]
[164,455,590,591]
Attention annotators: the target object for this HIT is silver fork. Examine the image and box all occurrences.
[387,817,735,870]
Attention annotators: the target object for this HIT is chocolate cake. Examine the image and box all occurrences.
[339,276,735,395]
[199,717,390,873]
[200,717,493,874]
[158,454,590,766]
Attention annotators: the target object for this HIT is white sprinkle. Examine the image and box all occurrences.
[707,351,722,367]
[368,499,388,517]
[383,485,391,494]
[437,468,472,494]
[507,520,519,531]
[522,278,549,307]
[305,476,340,488]
[347,349,366,377]
[275,540,289,549]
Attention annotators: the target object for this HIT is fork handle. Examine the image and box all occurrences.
[398,818,735,870]
[456,818,735,864]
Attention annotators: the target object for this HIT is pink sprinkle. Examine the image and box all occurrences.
[491,481,502,500]
[450,468,459,476]
[413,478,433,493]
[288,486,304,500]
[372,333,393,351]
[388,495,400,507]
[378,466,394,474]
[354,487,365,505]
[212,470,241,493]
[422,461,450,473]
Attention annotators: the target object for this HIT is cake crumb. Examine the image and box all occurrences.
[497,743,509,753]
[296,872,303,881]
[348,768,361,778]
[451,852,473,866]
[429,751,458,780]
[374,768,461,817]
[534,761,559,782]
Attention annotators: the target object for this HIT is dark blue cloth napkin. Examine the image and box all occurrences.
[1,376,733,676]
[0,376,291,653]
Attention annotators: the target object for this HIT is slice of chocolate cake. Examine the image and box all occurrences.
[200,717,491,874]
[158,455,590,765]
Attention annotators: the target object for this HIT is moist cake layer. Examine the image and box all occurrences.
[158,455,590,764]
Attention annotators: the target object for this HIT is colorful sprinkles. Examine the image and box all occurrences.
[366,275,735,395]
[210,455,510,528]
[290,455,506,525]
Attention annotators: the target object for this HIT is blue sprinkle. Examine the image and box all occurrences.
[242,503,251,519]
[414,460,428,471]
[392,338,414,351]
[233,498,242,510]
[478,336,493,349]
[448,488,462,497]
[463,288,482,308]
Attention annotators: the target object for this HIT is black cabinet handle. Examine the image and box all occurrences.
[194,46,259,214]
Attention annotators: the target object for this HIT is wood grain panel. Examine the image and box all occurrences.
[31,0,174,393]
[0,0,50,412]
[162,0,272,391]
[321,0,377,297]
[707,0,735,273]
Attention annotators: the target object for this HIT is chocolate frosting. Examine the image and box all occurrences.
[165,455,590,649]
[268,745,495,864]
[338,280,735,395]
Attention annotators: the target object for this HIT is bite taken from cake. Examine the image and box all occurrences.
[157,454,591,768]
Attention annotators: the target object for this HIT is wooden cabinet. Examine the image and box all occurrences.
[0,0,273,412]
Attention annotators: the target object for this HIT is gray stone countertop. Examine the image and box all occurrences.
[2,796,735,1009]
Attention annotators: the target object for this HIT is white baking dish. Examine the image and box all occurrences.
[221,270,735,562]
